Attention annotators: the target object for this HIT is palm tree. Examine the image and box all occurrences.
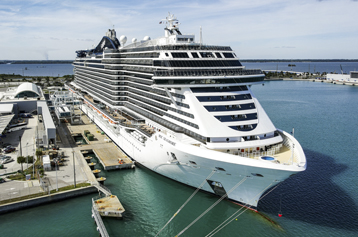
[36,149,43,162]
[17,156,26,172]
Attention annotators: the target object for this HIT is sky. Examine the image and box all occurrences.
[0,0,357,60]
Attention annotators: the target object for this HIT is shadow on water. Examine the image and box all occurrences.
[258,149,358,231]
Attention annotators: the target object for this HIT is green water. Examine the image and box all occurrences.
[1,81,358,236]
[73,135,88,145]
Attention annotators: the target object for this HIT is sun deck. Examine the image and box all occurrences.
[239,144,296,165]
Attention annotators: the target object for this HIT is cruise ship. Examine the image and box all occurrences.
[70,13,306,209]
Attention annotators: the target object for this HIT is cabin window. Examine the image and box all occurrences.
[251,173,264,177]
[216,167,226,171]
[189,161,197,165]
[171,152,177,160]
[223,53,234,58]
[191,52,199,58]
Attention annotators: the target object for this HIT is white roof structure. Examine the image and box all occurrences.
[0,82,43,101]
[43,155,50,164]
[37,101,55,130]
[0,114,15,134]
[0,104,14,114]
[15,82,40,97]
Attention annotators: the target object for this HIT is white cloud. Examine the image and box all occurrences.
[0,0,357,59]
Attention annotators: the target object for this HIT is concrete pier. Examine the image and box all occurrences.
[88,162,96,170]
[97,177,106,185]
[92,198,109,237]
[93,195,125,218]
[92,169,101,178]
[68,115,134,170]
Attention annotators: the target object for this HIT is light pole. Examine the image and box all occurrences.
[72,151,76,188]
[19,136,22,157]
[33,142,35,178]
[55,160,58,191]
[26,142,28,169]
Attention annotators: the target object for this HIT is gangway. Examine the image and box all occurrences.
[93,183,112,196]
[92,198,110,237]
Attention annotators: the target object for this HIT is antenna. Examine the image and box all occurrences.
[200,26,202,45]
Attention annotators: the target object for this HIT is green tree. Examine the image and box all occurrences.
[26,155,34,163]
[17,156,26,172]
[36,149,43,161]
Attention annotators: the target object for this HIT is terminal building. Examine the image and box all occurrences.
[0,82,43,116]
[0,82,56,147]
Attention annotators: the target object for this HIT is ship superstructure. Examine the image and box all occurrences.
[71,13,306,208]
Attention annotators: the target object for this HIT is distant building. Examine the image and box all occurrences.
[326,71,358,83]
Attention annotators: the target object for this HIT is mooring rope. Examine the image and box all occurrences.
[205,182,282,237]
[155,169,217,237]
[175,176,248,237]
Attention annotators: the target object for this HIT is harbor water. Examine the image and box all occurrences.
[1,65,358,236]
[1,61,358,77]
[243,61,358,74]
[0,63,73,77]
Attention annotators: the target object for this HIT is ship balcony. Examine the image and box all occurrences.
[153,68,263,77]
[152,69,264,88]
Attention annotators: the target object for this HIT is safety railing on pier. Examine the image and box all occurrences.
[92,198,109,237]
[92,183,112,196]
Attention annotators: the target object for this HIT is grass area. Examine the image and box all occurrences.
[7,159,44,181]
[0,182,91,205]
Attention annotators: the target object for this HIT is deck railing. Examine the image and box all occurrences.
[237,143,283,161]
[92,198,109,237]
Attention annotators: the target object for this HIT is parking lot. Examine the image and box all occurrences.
[0,115,91,201]
[0,116,36,174]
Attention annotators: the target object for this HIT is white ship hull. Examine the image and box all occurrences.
[81,104,303,208]
[70,14,306,209]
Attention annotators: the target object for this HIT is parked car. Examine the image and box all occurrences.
[4,147,15,153]
[0,157,14,164]
[21,113,33,118]
[0,143,11,148]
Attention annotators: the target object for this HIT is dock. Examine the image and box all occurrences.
[93,195,125,218]
[64,113,130,235]
[67,114,134,170]
[92,199,110,237]
[93,147,133,170]
[91,183,125,236]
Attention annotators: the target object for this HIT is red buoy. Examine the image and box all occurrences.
[278,213,283,217]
